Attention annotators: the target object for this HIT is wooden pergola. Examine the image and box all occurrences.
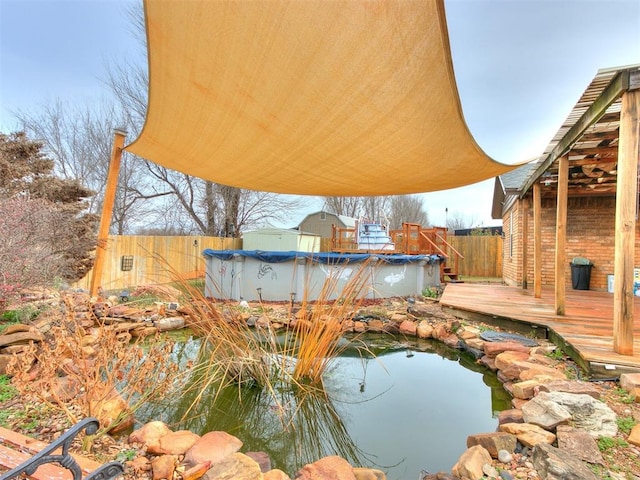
[518,65,640,355]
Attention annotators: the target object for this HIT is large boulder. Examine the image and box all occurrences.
[532,442,600,480]
[524,391,617,438]
[521,395,572,430]
[555,425,604,465]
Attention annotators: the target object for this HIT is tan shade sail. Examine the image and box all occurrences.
[126,0,517,196]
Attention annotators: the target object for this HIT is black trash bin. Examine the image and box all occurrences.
[570,257,593,290]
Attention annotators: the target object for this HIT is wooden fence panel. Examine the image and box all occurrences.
[449,236,503,278]
[74,236,241,292]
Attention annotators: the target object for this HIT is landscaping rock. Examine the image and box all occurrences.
[620,372,640,392]
[201,452,262,480]
[352,467,387,479]
[184,431,243,469]
[497,409,523,425]
[294,455,356,480]
[420,473,455,480]
[525,391,617,438]
[456,325,481,340]
[264,469,291,480]
[126,456,152,474]
[466,432,517,458]
[87,386,134,434]
[0,330,43,347]
[532,442,600,480]
[398,319,416,336]
[245,451,271,472]
[151,454,177,480]
[535,379,601,399]
[483,341,531,357]
[498,423,556,447]
[0,354,14,375]
[157,430,200,455]
[2,324,34,334]
[416,320,433,338]
[511,377,554,400]
[627,424,640,447]
[521,394,572,430]
[129,421,172,451]
[451,445,492,480]
[182,461,213,480]
[555,425,604,465]
[494,351,529,373]
[497,450,512,464]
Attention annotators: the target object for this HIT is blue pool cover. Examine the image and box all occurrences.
[203,249,444,265]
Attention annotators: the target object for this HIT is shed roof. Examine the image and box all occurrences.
[297,211,357,228]
[124,0,518,196]
[244,227,319,237]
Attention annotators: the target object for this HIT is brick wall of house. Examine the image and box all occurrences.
[502,200,524,286]
[504,195,640,291]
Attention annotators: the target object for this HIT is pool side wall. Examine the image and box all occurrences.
[203,251,442,301]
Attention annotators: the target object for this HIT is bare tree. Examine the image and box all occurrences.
[446,210,479,232]
[14,101,157,234]
[323,194,428,230]
[387,195,429,230]
[322,196,390,220]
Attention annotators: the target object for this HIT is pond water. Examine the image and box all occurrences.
[139,334,511,480]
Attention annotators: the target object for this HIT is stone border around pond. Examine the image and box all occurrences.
[2,290,640,479]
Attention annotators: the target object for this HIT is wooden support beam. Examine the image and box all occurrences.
[554,155,568,315]
[522,198,529,289]
[90,129,126,297]
[568,146,619,157]
[569,157,618,167]
[613,89,640,356]
[533,182,542,298]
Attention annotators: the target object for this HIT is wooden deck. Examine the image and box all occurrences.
[440,283,640,378]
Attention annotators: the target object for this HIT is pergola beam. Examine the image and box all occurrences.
[522,70,631,195]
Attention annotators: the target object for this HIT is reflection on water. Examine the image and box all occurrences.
[139,334,511,480]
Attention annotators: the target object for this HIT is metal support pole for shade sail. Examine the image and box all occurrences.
[90,129,127,297]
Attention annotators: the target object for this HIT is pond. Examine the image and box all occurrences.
[138,334,511,480]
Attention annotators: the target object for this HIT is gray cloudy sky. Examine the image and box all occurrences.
[1,0,639,227]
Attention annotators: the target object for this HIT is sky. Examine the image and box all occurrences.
[1,0,639,228]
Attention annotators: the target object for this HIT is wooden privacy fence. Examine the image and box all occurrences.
[323,234,503,279]
[74,235,241,292]
[448,235,503,279]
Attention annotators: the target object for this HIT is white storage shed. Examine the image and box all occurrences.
[242,228,320,252]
